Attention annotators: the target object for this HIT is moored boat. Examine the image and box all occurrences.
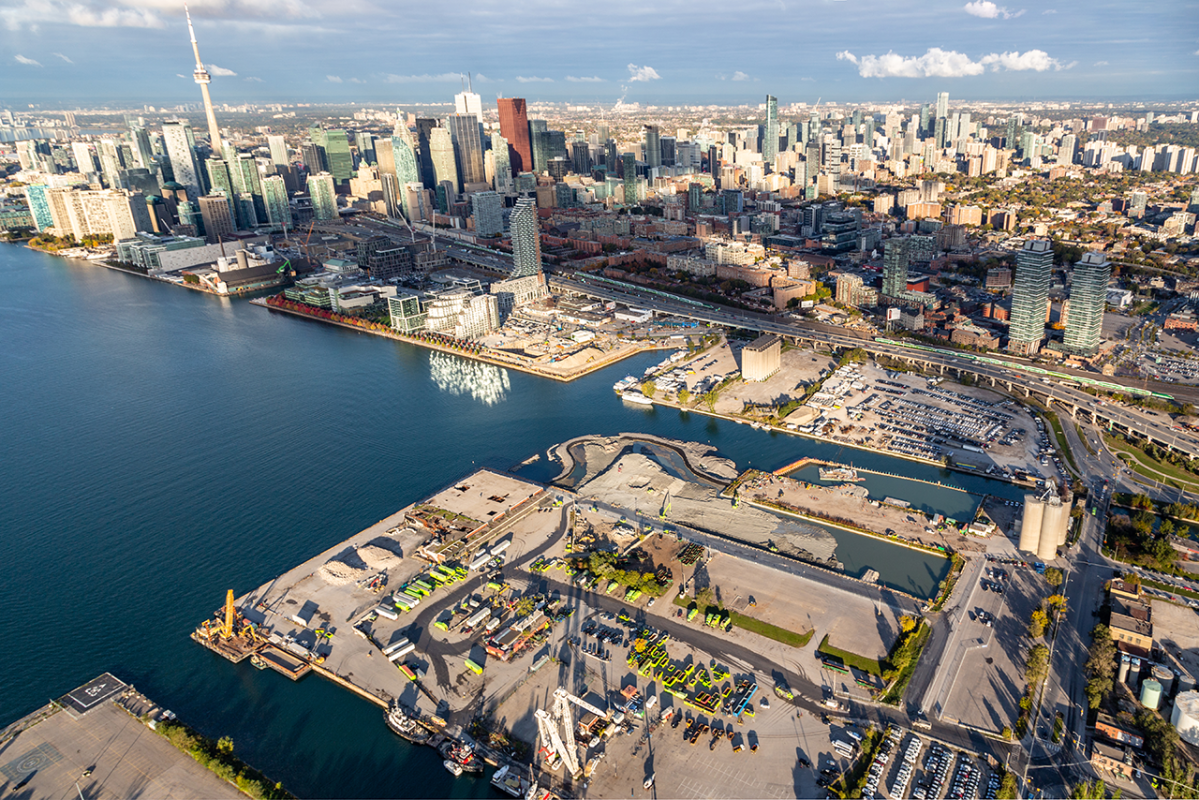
[490,765,531,798]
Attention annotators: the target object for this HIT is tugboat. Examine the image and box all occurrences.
[438,737,483,774]
[384,705,431,745]
[444,759,464,777]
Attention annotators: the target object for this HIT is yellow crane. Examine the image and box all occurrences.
[221,589,236,638]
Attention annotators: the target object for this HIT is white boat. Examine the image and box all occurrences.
[818,466,864,482]
[644,773,656,789]
[444,759,464,777]
[491,765,531,798]
[621,392,654,406]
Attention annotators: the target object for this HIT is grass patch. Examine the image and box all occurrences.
[153,720,292,799]
[817,634,885,676]
[831,726,882,798]
[1045,412,1080,475]
[880,621,932,705]
[929,553,966,613]
[1143,577,1199,602]
[1105,435,1199,492]
[1075,423,1096,456]
[673,593,812,648]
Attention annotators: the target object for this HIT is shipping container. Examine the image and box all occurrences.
[382,637,411,655]
[469,553,491,571]
[375,605,398,620]
[397,664,417,680]
[393,593,418,610]
[490,540,512,556]
[464,658,484,674]
[388,643,416,661]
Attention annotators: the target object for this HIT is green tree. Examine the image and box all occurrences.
[701,390,717,412]
[1026,643,1051,686]
[1070,779,1108,799]
[677,388,690,405]
[217,736,234,754]
[641,381,656,399]
[1028,609,1048,638]
[996,771,1018,799]
[1085,624,1117,709]
[1045,567,1064,588]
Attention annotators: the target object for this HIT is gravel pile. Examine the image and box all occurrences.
[358,543,402,569]
[318,556,370,586]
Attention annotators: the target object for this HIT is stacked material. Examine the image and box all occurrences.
[358,543,402,569]
[318,557,370,586]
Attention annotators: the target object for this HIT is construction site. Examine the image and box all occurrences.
[189,435,985,798]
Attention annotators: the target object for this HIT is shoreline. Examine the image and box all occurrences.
[254,296,673,383]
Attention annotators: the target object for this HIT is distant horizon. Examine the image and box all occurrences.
[5,92,1199,115]
[3,0,1195,109]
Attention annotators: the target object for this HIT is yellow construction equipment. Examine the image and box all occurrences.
[222,589,236,638]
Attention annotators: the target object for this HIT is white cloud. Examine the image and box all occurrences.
[516,75,553,83]
[1042,8,1057,12]
[473,74,495,83]
[326,75,342,83]
[207,64,236,76]
[349,77,365,84]
[964,1,1024,19]
[51,52,73,63]
[244,76,262,82]
[176,73,187,78]
[979,49,1066,71]
[15,54,42,66]
[839,47,1067,77]
[2,0,165,30]
[566,76,604,83]
[1093,60,1109,66]
[627,63,660,82]
[381,72,465,83]
[732,71,750,81]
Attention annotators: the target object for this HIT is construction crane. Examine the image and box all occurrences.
[302,219,317,259]
[221,589,236,638]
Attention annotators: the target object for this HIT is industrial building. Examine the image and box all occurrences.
[741,334,782,382]
[1017,491,1071,561]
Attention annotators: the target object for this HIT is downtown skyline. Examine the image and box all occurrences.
[2,0,1197,107]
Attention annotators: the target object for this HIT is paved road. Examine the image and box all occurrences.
[550,276,1199,458]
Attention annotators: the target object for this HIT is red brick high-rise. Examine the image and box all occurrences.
[497,97,532,176]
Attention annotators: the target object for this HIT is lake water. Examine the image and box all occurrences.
[0,246,1016,795]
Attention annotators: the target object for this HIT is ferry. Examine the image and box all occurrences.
[384,705,431,745]
[621,392,654,406]
[818,466,864,483]
[490,765,531,798]
[444,759,464,777]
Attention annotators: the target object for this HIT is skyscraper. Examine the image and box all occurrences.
[184,4,222,152]
[935,91,949,122]
[448,114,485,188]
[262,174,290,230]
[198,194,235,242]
[391,130,421,220]
[763,95,779,166]
[881,237,909,298]
[267,135,288,166]
[415,118,438,188]
[643,125,661,169]
[471,191,503,237]
[490,133,513,193]
[509,196,541,278]
[1060,134,1077,166]
[1063,252,1111,356]
[497,98,532,176]
[307,172,337,221]
[1007,239,1053,355]
[622,153,637,204]
[205,157,237,221]
[429,127,459,195]
[320,129,353,185]
[454,84,483,119]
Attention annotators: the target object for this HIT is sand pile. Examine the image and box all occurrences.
[318,553,370,586]
[358,542,402,569]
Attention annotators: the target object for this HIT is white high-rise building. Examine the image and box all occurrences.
[162,121,204,199]
[509,196,541,278]
[471,191,503,238]
[455,89,483,119]
[267,135,288,166]
[1007,239,1053,355]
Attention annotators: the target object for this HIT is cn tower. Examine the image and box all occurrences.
[185,3,223,153]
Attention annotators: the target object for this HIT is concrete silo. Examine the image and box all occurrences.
[1019,494,1044,553]
[1141,678,1163,711]
[1039,496,1068,561]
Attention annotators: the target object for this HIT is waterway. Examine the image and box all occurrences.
[1,246,1019,796]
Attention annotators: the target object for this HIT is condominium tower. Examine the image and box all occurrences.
[1007,239,1053,355]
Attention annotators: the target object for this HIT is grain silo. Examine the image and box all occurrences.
[1039,497,1068,561]
[1019,495,1045,553]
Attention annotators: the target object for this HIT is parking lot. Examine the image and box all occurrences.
[865,728,999,800]
[937,562,1050,735]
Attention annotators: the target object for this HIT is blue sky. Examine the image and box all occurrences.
[2,0,1196,106]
